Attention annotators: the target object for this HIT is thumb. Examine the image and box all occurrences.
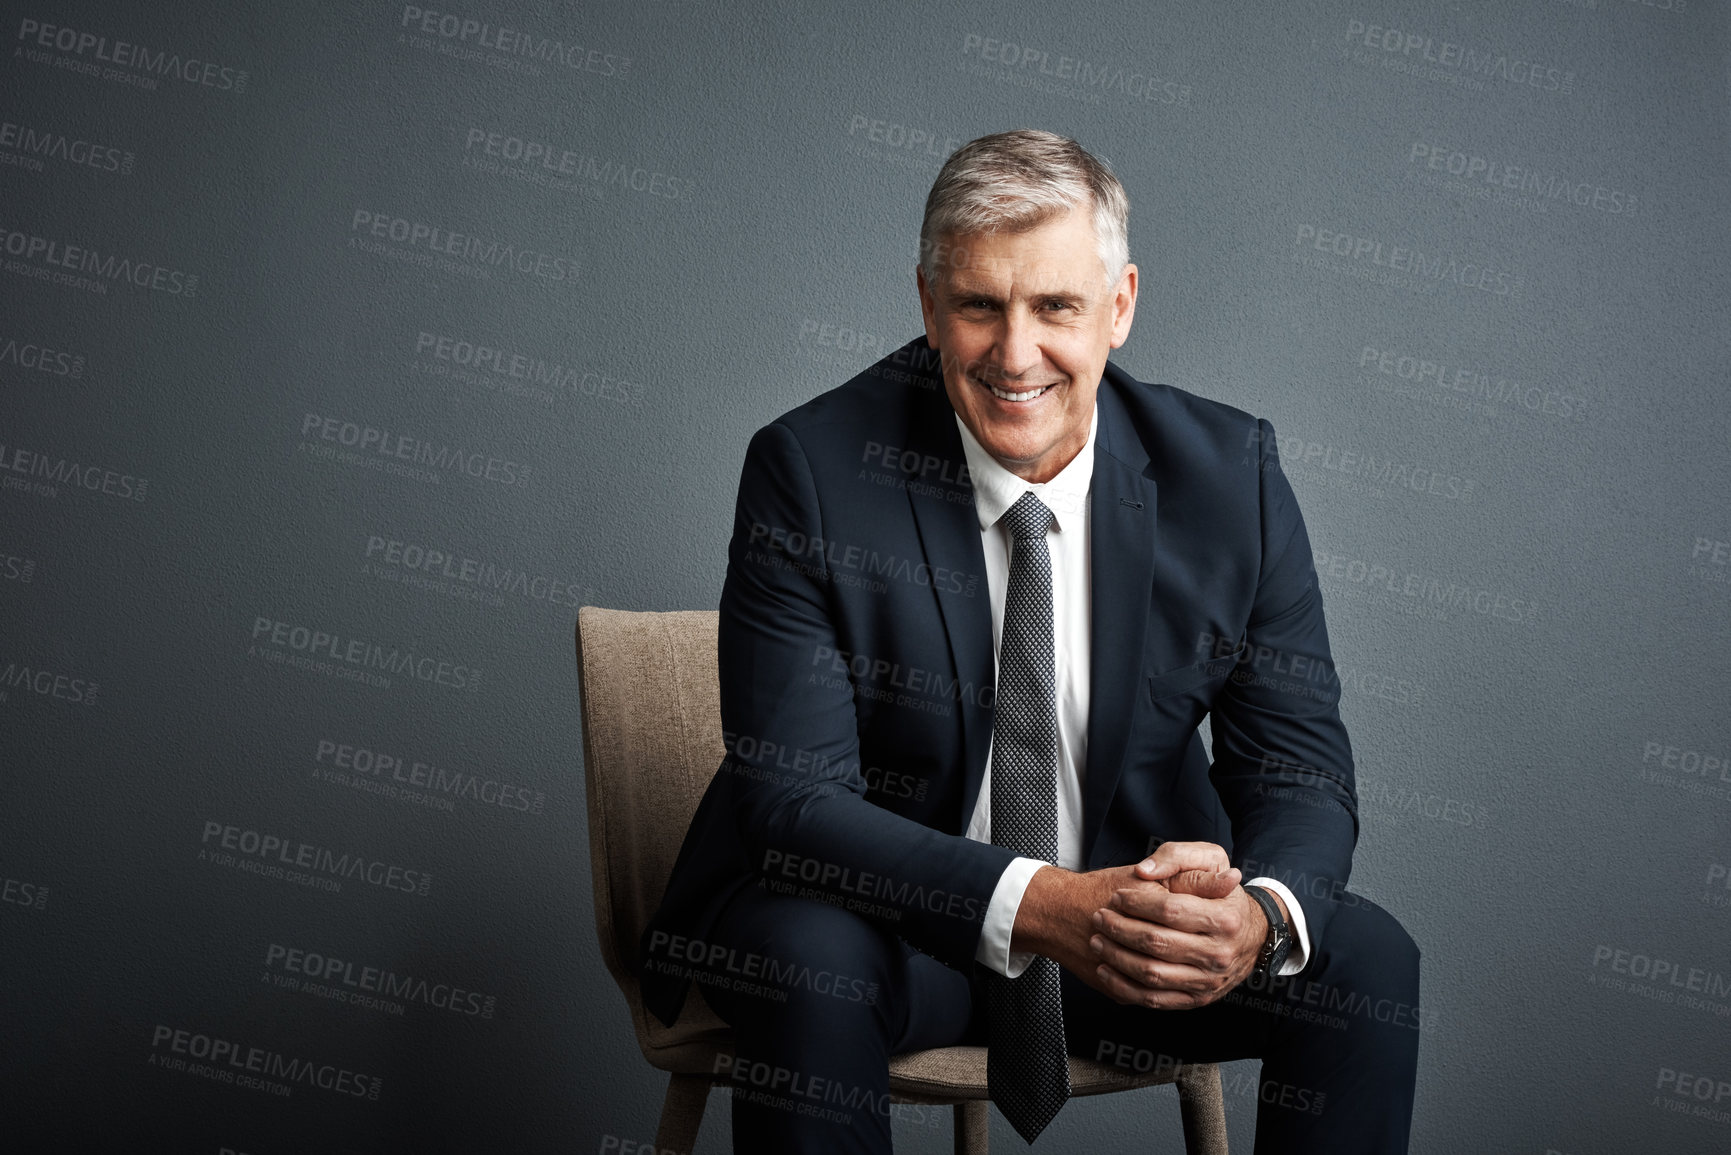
[1135,856,1171,879]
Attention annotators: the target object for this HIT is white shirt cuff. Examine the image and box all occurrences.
[974,856,1047,978]
[1247,876,1311,976]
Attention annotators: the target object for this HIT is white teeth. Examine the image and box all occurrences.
[988,383,1049,402]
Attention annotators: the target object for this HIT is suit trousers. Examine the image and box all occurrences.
[700,879,1420,1153]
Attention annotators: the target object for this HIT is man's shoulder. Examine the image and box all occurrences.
[1099,360,1266,470]
[765,336,945,443]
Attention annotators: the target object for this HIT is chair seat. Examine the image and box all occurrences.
[646,1032,1181,1104]
[888,1046,1177,1101]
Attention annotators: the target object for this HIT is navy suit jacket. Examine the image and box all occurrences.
[640,336,1358,1028]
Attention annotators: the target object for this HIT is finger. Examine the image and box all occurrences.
[1091,960,1208,1011]
[1093,909,1225,972]
[1166,867,1241,899]
[1135,841,1231,881]
[1110,887,1226,934]
[1090,930,1220,992]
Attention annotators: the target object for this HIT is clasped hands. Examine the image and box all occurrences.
[1008,842,1286,1010]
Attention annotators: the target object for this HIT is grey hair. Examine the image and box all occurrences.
[919,129,1130,286]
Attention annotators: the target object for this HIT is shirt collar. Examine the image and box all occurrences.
[954,403,1098,536]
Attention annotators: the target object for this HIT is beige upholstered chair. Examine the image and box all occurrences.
[576,606,1230,1154]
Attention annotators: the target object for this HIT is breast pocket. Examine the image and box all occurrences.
[1146,644,1244,702]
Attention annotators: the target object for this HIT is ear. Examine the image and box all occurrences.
[1108,262,1138,350]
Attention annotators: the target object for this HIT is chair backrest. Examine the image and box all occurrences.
[575,607,725,1000]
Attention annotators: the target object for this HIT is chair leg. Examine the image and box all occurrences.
[953,1099,990,1155]
[655,1072,711,1155]
[1176,1063,1230,1155]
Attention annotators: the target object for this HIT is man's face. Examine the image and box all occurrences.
[917,205,1137,483]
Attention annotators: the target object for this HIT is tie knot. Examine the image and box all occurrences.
[1001,492,1054,542]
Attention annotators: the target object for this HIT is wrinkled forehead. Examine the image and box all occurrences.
[924,211,1110,294]
[935,249,1109,301]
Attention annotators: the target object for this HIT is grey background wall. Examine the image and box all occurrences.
[3,0,1727,1151]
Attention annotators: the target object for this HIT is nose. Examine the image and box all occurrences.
[994,309,1044,382]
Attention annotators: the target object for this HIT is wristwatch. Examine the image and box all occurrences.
[1242,884,1292,981]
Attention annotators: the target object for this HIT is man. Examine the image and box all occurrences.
[641,130,1420,1152]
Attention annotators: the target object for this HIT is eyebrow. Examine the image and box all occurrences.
[946,282,1089,304]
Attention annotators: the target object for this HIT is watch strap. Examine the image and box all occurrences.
[1242,883,1291,979]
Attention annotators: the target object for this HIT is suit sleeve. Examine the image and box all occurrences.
[1209,417,1360,961]
[718,421,1019,971]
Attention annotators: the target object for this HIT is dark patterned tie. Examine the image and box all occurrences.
[986,492,1071,1144]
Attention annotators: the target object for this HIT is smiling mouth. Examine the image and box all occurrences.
[979,378,1057,403]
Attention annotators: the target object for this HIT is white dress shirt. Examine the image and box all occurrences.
[954,406,1312,980]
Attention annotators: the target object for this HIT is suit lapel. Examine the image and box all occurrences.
[900,381,996,833]
[1083,376,1159,865]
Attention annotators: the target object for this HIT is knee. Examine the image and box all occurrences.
[1315,897,1420,1000]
